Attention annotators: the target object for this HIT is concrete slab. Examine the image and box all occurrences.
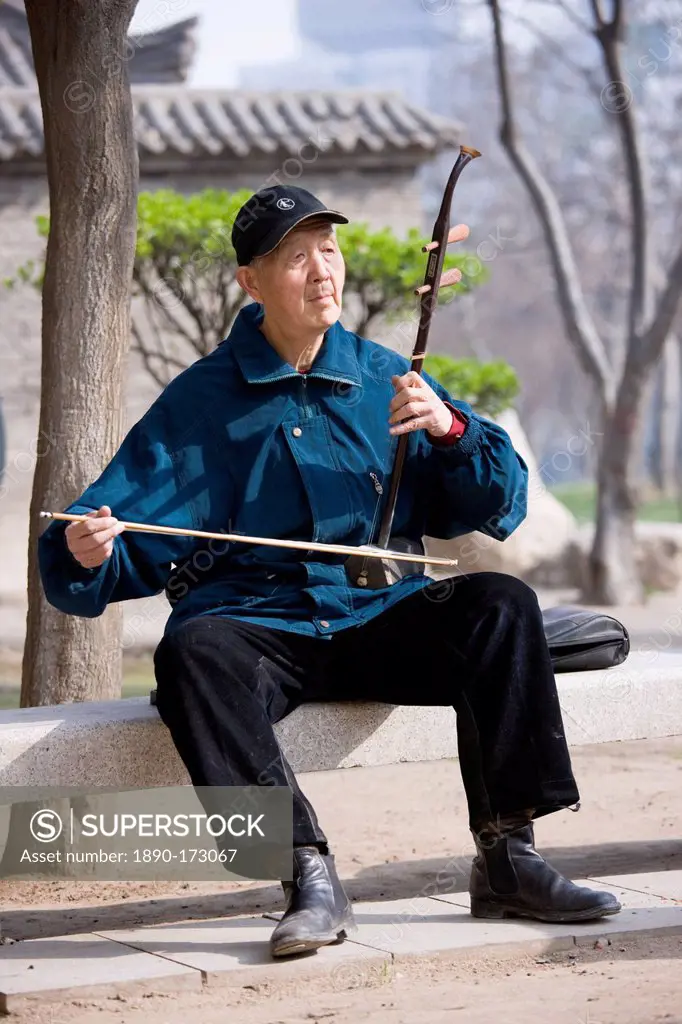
[0,699,189,787]
[336,896,577,957]
[569,876,677,910]
[0,930,201,1015]
[567,904,682,947]
[1,650,681,788]
[429,873,682,948]
[557,652,682,747]
[95,913,391,988]
[587,869,682,902]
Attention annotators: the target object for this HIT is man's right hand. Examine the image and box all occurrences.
[65,505,126,569]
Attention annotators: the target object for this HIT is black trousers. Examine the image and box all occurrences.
[153,572,580,846]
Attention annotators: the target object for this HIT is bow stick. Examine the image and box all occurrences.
[39,512,458,568]
[376,144,481,550]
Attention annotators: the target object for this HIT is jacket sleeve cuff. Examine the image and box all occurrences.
[427,403,467,446]
[426,401,484,458]
[63,531,101,578]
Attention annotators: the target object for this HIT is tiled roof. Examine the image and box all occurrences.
[0,1,198,87]
[127,18,198,85]
[0,87,461,170]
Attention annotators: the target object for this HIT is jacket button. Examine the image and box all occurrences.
[292,426,302,437]
[319,620,330,628]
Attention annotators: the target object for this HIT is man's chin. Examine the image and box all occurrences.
[309,303,341,328]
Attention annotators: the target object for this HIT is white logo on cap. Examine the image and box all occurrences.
[277,198,295,210]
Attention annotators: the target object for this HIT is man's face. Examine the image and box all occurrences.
[238,220,346,331]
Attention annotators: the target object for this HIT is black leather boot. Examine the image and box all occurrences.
[470,822,622,923]
[269,846,356,958]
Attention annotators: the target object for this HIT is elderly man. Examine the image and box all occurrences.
[39,184,620,959]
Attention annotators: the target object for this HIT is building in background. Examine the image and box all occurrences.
[298,0,448,52]
[239,0,457,107]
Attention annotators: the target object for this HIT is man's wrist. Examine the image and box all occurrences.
[428,404,468,445]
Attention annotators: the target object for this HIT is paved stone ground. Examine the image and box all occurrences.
[0,869,681,1017]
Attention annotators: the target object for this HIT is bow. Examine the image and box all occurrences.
[39,511,459,569]
[345,144,481,588]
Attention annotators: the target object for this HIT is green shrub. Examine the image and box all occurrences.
[423,354,519,418]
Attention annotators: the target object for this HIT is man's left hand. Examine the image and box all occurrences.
[388,371,452,438]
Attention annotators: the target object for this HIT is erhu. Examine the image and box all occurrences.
[344,144,481,589]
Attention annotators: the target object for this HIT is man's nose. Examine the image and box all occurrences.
[309,251,331,280]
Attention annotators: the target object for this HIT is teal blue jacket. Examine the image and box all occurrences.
[38,303,528,639]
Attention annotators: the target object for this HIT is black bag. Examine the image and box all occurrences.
[542,605,630,673]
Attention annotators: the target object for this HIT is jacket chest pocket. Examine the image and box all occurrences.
[282,415,359,544]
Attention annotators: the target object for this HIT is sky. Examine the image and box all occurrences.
[130,0,299,88]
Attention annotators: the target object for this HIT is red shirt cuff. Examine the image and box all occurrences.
[428,403,468,445]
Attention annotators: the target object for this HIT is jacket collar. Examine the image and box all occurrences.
[229,302,362,387]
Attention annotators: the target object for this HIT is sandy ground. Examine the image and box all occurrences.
[1,736,681,1021]
[16,935,682,1024]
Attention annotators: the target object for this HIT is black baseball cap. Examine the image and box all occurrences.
[231,185,349,266]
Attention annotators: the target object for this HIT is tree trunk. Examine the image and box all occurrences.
[644,334,678,495]
[588,376,644,604]
[645,350,666,492]
[677,333,682,518]
[663,334,680,498]
[20,0,139,706]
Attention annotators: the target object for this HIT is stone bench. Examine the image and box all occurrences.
[0,651,681,787]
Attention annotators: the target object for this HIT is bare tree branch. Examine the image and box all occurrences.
[150,256,212,357]
[216,272,246,340]
[216,274,232,340]
[588,0,609,29]
[533,0,594,34]
[505,10,603,100]
[592,4,654,357]
[131,313,187,375]
[641,241,682,367]
[153,256,210,356]
[612,0,623,35]
[132,254,247,379]
[488,0,615,403]
[481,0,680,603]
[130,320,172,390]
[134,265,201,352]
[136,297,183,383]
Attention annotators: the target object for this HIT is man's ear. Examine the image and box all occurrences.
[236,265,262,302]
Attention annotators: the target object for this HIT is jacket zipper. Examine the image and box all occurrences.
[300,375,313,419]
